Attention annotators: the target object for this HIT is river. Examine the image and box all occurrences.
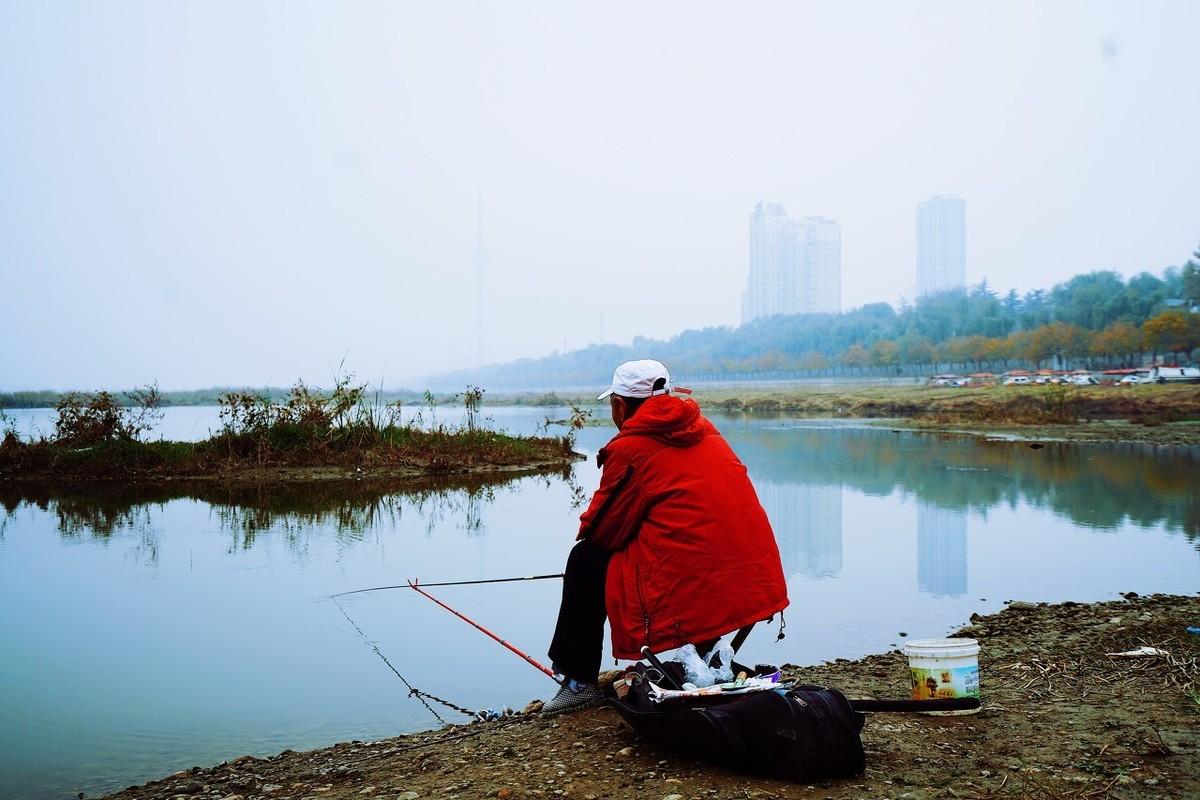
[1,406,1197,799]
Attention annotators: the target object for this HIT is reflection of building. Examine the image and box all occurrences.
[916,195,966,296]
[755,481,843,577]
[917,503,968,596]
[742,203,842,323]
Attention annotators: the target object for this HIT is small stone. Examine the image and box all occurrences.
[664,794,684,800]
[618,746,635,757]
[523,700,544,714]
[497,790,513,799]
[1009,601,1035,610]
[397,792,420,800]
[359,788,377,795]
[181,783,203,795]
[221,795,245,800]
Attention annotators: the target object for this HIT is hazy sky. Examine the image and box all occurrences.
[3,1,1198,390]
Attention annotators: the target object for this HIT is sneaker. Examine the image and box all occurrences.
[541,678,605,715]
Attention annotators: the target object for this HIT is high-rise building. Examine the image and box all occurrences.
[916,195,966,296]
[743,202,793,322]
[742,202,841,323]
[796,216,842,315]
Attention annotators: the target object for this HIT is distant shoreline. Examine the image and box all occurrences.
[538,383,1200,445]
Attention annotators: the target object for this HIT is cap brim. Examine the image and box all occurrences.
[597,388,614,400]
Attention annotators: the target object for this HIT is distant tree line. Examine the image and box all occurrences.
[0,386,431,410]
[435,245,1200,389]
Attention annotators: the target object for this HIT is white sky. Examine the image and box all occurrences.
[2,1,1198,390]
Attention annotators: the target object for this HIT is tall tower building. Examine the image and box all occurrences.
[743,203,841,323]
[796,216,842,315]
[916,195,966,296]
[743,202,794,323]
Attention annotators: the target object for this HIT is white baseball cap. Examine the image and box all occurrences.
[598,359,672,400]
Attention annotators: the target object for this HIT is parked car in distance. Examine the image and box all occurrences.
[1003,375,1031,386]
[1150,366,1200,383]
[1070,374,1100,386]
[1119,373,1150,385]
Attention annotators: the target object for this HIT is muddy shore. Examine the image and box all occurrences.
[878,419,1200,447]
[104,594,1200,800]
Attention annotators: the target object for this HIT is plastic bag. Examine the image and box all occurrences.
[707,640,735,683]
[676,641,736,687]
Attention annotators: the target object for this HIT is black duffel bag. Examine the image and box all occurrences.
[610,668,865,781]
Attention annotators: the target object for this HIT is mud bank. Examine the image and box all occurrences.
[104,594,1200,800]
[0,437,582,486]
[882,419,1200,447]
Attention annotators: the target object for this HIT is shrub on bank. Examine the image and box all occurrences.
[0,379,577,482]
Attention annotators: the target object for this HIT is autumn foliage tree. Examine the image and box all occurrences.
[1091,322,1144,366]
[1143,310,1200,362]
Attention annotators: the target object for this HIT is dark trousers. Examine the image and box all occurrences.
[548,539,612,684]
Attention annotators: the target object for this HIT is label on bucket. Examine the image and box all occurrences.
[910,664,979,701]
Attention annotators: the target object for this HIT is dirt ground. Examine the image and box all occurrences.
[104,594,1200,800]
[885,419,1200,447]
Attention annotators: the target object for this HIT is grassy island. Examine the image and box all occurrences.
[0,382,584,484]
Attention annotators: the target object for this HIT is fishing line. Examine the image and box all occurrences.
[331,596,474,723]
[328,572,564,600]
[407,580,562,684]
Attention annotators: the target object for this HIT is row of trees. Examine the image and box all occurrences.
[747,310,1200,375]
[433,245,1200,389]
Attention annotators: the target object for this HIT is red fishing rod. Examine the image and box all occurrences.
[406,579,562,685]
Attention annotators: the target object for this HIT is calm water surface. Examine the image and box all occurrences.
[2,407,1197,799]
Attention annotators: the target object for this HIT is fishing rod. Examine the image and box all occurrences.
[329,573,564,600]
[407,579,563,685]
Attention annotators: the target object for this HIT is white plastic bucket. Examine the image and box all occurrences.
[904,638,980,715]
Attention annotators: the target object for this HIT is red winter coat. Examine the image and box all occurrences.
[578,394,788,660]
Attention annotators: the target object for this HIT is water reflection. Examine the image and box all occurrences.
[758,481,843,578]
[4,416,1200,800]
[916,504,968,597]
[722,419,1200,549]
[0,472,555,560]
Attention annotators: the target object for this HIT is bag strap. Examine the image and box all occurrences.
[730,623,755,654]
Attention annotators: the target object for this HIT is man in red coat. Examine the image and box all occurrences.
[543,359,789,714]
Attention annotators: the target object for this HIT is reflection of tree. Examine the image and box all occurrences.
[0,473,527,558]
[0,486,165,565]
[717,417,1200,548]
